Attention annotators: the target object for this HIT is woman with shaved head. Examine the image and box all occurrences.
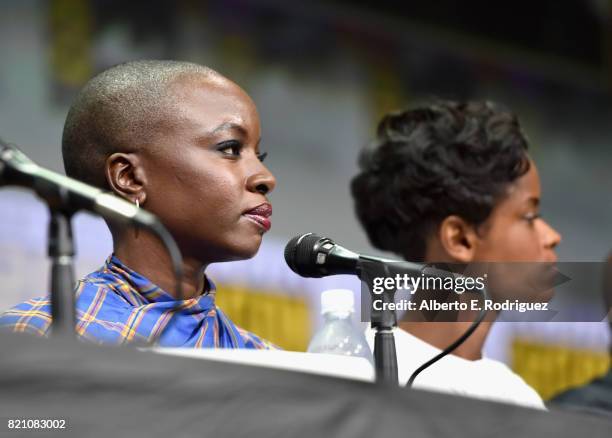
[0,60,277,348]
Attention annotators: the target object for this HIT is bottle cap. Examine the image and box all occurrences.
[320,289,355,315]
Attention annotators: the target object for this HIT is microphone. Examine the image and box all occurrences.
[285,232,420,384]
[284,233,427,278]
[0,139,186,307]
[0,140,157,227]
[285,233,490,387]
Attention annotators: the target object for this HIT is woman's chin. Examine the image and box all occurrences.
[226,237,264,261]
[185,235,263,264]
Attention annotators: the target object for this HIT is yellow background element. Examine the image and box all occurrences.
[512,338,611,400]
[49,0,93,88]
[216,284,312,352]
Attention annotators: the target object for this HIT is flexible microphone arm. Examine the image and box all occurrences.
[0,141,158,227]
[0,140,184,339]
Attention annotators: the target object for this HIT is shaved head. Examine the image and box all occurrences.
[62,60,223,188]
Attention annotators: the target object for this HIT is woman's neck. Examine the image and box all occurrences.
[113,232,207,300]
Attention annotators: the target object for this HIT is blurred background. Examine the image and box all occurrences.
[0,0,611,400]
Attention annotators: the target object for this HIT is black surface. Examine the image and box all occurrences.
[549,369,612,418]
[0,332,610,437]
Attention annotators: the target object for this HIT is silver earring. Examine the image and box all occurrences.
[134,199,140,238]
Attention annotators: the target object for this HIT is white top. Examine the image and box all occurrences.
[366,327,546,410]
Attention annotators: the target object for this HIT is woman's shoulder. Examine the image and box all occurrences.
[0,296,53,337]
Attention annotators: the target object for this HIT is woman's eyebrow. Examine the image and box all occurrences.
[526,196,540,207]
[210,122,247,136]
[193,123,251,146]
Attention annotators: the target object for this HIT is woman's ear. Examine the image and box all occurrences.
[437,215,478,263]
[105,153,147,205]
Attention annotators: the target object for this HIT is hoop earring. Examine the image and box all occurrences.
[134,199,140,238]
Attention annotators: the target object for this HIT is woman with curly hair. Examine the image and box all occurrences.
[351,100,561,408]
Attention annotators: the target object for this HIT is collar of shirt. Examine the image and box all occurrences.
[1,255,275,349]
[91,254,216,310]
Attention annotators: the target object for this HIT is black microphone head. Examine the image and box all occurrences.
[284,233,328,278]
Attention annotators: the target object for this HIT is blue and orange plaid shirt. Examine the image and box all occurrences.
[0,255,275,349]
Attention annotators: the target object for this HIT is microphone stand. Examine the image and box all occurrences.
[47,207,76,338]
[359,259,398,384]
[1,141,184,341]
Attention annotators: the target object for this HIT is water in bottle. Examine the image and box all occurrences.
[307,289,373,364]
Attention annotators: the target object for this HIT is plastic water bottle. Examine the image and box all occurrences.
[307,289,373,364]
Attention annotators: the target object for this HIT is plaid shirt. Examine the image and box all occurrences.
[0,255,276,349]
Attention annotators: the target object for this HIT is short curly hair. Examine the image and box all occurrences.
[351,100,531,261]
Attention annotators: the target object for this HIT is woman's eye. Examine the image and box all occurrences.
[524,213,541,223]
[217,141,242,157]
[216,141,267,162]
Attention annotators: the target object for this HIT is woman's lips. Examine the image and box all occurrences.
[243,203,272,232]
